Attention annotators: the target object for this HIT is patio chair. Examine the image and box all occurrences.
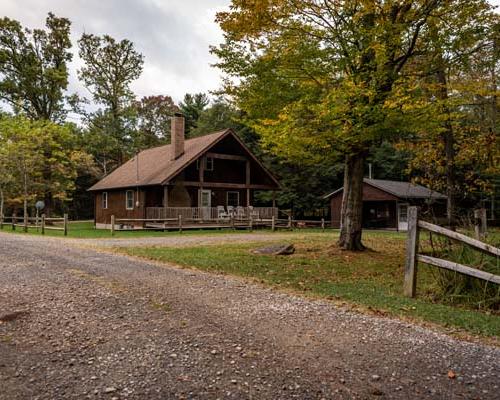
[227,206,235,217]
[217,206,229,220]
[248,206,260,220]
[236,206,246,220]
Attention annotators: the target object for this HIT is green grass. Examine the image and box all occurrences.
[0,220,276,239]
[118,231,500,338]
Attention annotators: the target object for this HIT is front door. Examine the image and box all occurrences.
[199,189,211,219]
[398,203,409,231]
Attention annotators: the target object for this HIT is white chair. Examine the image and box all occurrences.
[227,205,235,217]
[248,206,260,220]
[236,206,246,220]
[217,206,229,220]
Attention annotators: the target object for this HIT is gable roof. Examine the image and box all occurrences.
[89,129,280,191]
[323,178,447,200]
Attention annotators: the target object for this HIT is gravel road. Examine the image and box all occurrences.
[0,232,498,399]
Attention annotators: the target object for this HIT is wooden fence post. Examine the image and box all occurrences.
[321,218,325,231]
[41,214,45,235]
[231,215,235,230]
[249,214,253,231]
[110,215,115,236]
[288,215,292,230]
[271,215,275,232]
[404,206,419,298]
[23,212,28,232]
[474,208,487,240]
[12,214,15,231]
[178,214,183,233]
[63,214,68,236]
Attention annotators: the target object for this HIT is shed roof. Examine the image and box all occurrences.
[89,129,280,191]
[323,178,447,200]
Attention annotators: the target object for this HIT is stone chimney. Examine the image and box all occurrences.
[171,113,185,160]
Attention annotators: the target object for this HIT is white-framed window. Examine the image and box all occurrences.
[196,157,214,171]
[227,191,240,207]
[126,190,134,210]
[102,192,108,209]
[206,157,214,171]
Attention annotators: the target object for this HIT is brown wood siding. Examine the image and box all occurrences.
[177,135,276,187]
[330,182,398,228]
[94,189,145,225]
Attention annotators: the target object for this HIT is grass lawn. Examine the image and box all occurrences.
[0,220,273,239]
[118,230,500,339]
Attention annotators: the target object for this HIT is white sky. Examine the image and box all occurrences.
[0,0,499,110]
[0,0,230,106]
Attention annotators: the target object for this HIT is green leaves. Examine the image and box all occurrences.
[0,13,72,121]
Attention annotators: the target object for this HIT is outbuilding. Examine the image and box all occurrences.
[324,178,447,231]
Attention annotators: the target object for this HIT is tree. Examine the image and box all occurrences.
[78,34,144,172]
[213,0,495,250]
[0,13,72,121]
[0,115,89,218]
[397,9,499,221]
[179,93,209,135]
[130,95,179,150]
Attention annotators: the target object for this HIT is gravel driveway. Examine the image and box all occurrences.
[0,232,498,399]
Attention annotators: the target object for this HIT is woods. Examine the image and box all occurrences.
[213,0,499,249]
[0,4,498,249]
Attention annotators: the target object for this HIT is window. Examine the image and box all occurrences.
[102,192,108,209]
[206,157,214,171]
[126,190,134,210]
[227,191,240,207]
[196,157,214,171]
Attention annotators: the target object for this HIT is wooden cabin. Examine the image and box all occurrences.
[89,114,280,228]
[324,178,447,231]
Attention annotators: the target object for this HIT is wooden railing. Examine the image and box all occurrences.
[0,214,68,235]
[404,206,500,297]
[146,206,279,221]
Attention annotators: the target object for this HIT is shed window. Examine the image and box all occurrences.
[126,190,134,210]
[227,191,240,207]
[102,192,108,209]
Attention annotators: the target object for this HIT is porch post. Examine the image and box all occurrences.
[199,156,205,206]
[246,160,251,206]
[163,185,169,208]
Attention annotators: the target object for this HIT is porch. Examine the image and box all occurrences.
[146,206,278,221]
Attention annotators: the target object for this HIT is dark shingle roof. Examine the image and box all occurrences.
[89,129,280,191]
[89,130,230,191]
[323,178,447,200]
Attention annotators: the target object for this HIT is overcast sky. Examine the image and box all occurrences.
[0,0,230,106]
[0,0,499,109]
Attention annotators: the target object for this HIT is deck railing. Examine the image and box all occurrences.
[146,206,278,221]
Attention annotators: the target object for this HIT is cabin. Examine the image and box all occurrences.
[324,178,447,231]
[89,114,280,228]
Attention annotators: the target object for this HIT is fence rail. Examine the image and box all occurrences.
[404,206,500,297]
[109,214,328,235]
[0,214,68,235]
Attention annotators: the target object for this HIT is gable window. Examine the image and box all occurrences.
[206,157,214,171]
[126,190,134,210]
[227,191,240,207]
[102,192,108,209]
[196,157,214,171]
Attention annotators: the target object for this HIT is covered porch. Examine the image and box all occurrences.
[146,206,279,221]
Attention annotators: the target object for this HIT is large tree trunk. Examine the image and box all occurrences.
[338,152,366,251]
[436,65,456,228]
[0,188,4,218]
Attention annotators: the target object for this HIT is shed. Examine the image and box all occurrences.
[323,178,447,231]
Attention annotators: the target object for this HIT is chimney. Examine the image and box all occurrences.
[171,113,185,160]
